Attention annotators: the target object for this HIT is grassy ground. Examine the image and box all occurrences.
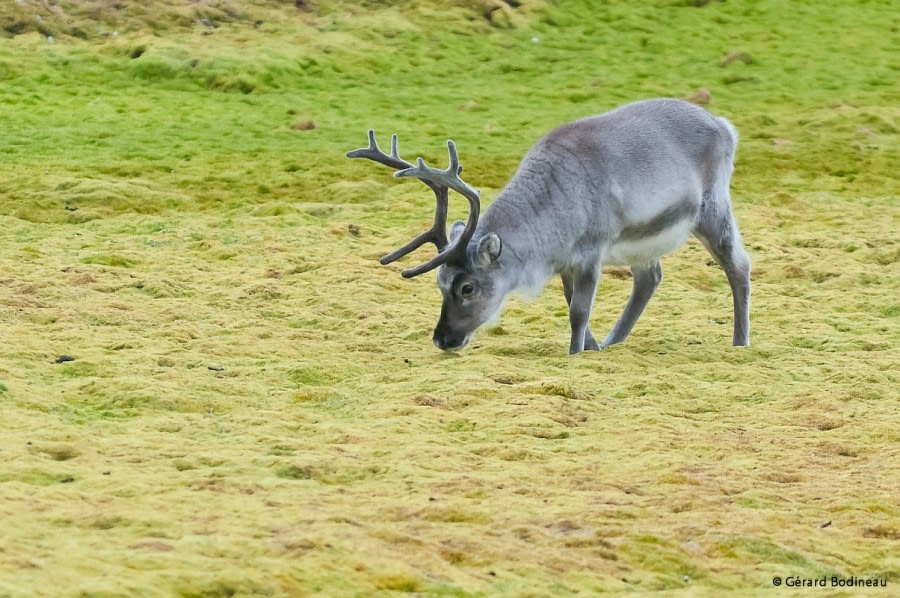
[1,0,898,596]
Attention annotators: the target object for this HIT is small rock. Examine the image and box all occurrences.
[129,541,174,552]
[55,355,75,364]
[681,540,703,555]
[102,471,111,476]
[208,365,224,372]
[488,570,497,576]
[683,575,690,582]
[719,51,753,67]
[200,18,212,27]
[686,88,711,105]
[291,120,317,131]
[531,37,540,43]
[47,35,55,44]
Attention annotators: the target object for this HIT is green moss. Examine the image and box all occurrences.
[0,469,76,485]
[80,255,140,268]
[716,537,837,578]
[276,464,313,480]
[0,0,897,596]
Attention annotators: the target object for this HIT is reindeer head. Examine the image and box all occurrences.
[347,131,506,351]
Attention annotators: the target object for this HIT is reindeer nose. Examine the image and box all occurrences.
[433,334,447,351]
[433,330,467,352]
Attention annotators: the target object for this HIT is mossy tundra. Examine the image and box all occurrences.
[0,0,897,596]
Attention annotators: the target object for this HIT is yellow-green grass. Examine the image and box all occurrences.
[1,0,897,596]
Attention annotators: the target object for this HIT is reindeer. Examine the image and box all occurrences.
[347,98,751,354]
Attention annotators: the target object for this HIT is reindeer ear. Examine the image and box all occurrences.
[475,233,502,267]
[448,220,466,245]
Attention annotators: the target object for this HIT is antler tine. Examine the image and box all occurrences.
[346,129,413,171]
[390,134,400,160]
[347,129,451,265]
[392,139,481,278]
[395,141,478,199]
[379,186,449,266]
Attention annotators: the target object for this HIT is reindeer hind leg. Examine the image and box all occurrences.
[600,260,663,348]
[693,181,751,346]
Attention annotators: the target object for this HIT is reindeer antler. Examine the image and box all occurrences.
[393,140,480,277]
[347,131,480,278]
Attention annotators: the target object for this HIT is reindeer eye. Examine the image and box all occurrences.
[460,282,475,297]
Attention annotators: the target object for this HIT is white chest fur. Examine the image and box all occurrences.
[605,219,695,268]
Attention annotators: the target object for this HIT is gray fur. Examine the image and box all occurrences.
[620,199,698,240]
[380,98,751,353]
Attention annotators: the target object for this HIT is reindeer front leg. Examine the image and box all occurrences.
[566,264,601,354]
